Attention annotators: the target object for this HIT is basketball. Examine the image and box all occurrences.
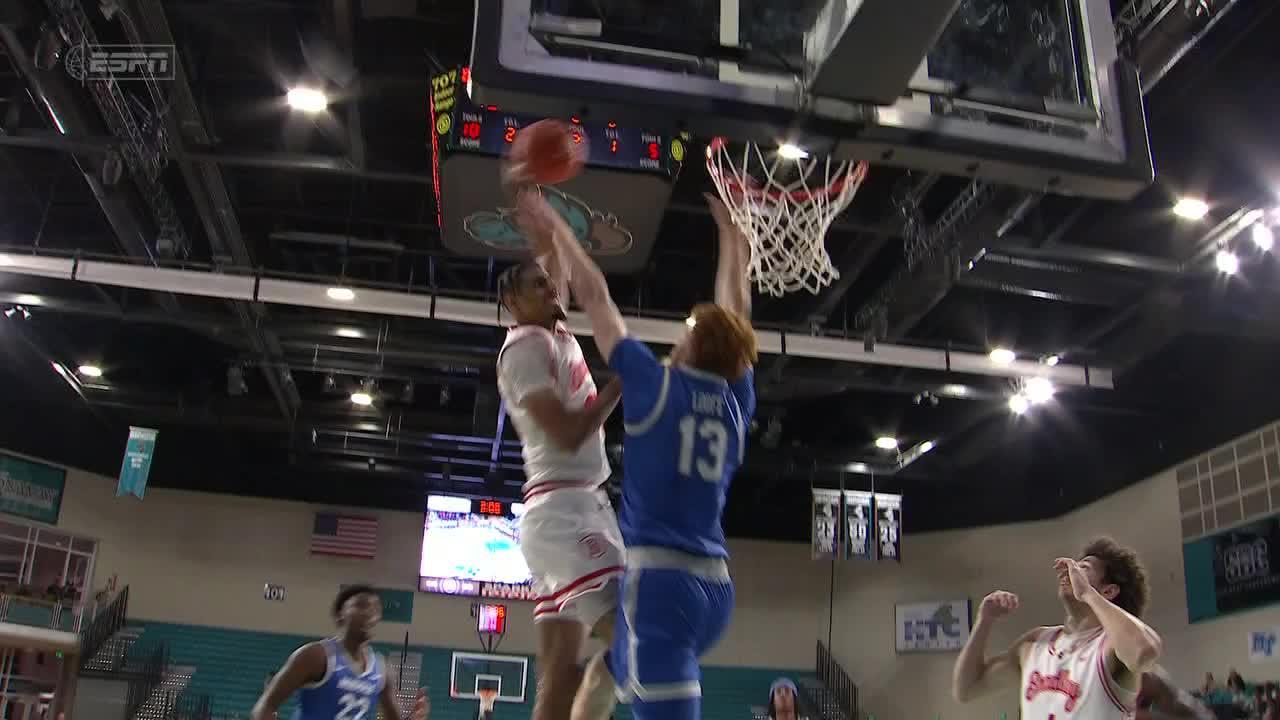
[506,119,586,185]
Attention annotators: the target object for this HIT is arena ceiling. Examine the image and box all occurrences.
[1,0,1278,541]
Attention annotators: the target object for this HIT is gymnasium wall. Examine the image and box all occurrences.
[35,455,824,670]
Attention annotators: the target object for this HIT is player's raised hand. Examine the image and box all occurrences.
[977,590,1019,622]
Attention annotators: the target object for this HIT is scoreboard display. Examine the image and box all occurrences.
[431,66,684,176]
[429,66,683,273]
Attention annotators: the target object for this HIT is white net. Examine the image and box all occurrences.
[706,139,868,297]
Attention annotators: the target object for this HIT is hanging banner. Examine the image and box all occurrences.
[117,427,158,499]
[874,493,903,563]
[812,489,842,559]
[0,453,66,525]
[843,491,875,560]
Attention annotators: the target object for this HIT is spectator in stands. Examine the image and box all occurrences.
[768,678,804,720]
[1201,673,1218,696]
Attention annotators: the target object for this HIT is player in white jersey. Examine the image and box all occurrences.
[952,537,1163,719]
[495,245,623,720]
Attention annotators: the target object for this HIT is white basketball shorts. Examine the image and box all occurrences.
[519,486,624,627]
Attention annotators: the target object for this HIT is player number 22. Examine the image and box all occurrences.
[336,693,370,720]
[677,416,728,482]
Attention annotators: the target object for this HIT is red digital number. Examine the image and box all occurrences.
[647,142,660,160]
[462,121,481,140]
[572,131,583,145]
[609,139,618,154]
[478,499,503,515]
[504,126,517,144]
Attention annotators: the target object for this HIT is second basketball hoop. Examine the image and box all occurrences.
[706,138,868,298]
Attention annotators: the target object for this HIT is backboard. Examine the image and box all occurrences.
[468,0,1152,199]
[450,652,530,703]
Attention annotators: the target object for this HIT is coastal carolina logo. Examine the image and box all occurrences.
[463,186,633,256]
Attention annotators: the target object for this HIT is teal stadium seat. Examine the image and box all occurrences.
[127,621,797,720]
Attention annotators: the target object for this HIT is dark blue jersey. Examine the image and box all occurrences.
[608,337,756,558]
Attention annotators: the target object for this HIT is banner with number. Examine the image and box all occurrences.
[117,427,158,499]
[812,489,842,559]
[843,491,874,560]
[875,493,903,563]
[0,453,66,524]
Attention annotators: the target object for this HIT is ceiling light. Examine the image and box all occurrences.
[1215,249,1239,275]
[875,436,899,450]
[1008,394,1030,415]
[350,391,374,407]
[846,462,870,474]
[14,294,43,306]
[989,347,1016,365]
[0,254,12,266]
[77,365,103,378]
[684,316,696,328]
[1043,354,1060,366]
[941,384,970,397]
[326,287,356,302]
[287,86,328,113]
[1252,223,1274,252]
[919,440,935,454]
[778,143,809,160]
[1024,377,1056,405]
[1173,197,1209,220]
[335,327,364,339]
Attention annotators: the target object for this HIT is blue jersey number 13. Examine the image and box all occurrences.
[677,415,728,482]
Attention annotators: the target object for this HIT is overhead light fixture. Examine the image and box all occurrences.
[0,254,12,266]
[1252,223,1274,252]
[875,436,899,450]
[287,86,328,113]
[326,287,356,302]
[989,347,1016,365]
[322,374,337,393]
[77,365,103,378]
[1215,249,1239,275]
[918,440,935,454]
[1024,377,1056,405]
[1008,394,1030,415]
[1043,354,1060,367]
[4,306,31,320]
[846,462,870,474]
[778,143,809,160]
[14,294,43,306]
[350,391,374,407]
[684,316,696,328]
[1173,197,1209,221]
[941,383,970,397]
[335,327,364,339]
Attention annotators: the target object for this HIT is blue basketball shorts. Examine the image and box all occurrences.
[606,547,735,720]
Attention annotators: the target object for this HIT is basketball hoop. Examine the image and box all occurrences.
[706,138,869,297]
[477,688,498,720]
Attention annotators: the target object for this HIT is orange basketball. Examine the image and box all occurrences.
[507,119,587,185]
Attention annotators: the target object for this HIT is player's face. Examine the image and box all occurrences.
[339,592,383,640]
[508,266,565,324]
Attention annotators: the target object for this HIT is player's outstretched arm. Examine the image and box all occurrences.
[517,189,627,360]
[706,193,752,319]
[252,643,326,720]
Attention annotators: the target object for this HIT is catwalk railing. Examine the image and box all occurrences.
[814,641,858,720]
[78,585,131,670]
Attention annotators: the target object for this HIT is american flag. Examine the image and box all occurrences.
[311,512,378,559]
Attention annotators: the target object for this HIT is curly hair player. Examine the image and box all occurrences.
[516,188,757,720]
[952,537,1164,719]
[251,585,429,720]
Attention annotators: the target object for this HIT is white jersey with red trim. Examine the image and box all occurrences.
[496,323,610,495]
[1020,626,1138,720]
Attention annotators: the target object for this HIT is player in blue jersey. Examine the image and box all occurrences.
[516,189,757,720]
[252,585,429,720]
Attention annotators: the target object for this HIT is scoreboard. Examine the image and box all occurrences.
[431,66,684,176]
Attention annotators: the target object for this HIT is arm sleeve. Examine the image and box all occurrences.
[607,337,667,426]
[730,367,757,424]
[497,337,555,407]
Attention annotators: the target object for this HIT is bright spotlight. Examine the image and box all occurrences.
[989,347,1016,365]
[1252,223,1274,252]
[1043,355,1060,367]
[327,287,356,302]
[350,391,374,407]
[875,436,899,450]
[919,440,935,454]
[1173,197,1209,221]
[685,316,696,328]
[77,365,103,378]
[0,254,12,266]
[1024,377,1056,405]
[287,86,328,113]
[1008,394,1030,415]
[14,294,43,306]
[1215,249,1239,275]
[778,143,809,160]
[336,327,364,339]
